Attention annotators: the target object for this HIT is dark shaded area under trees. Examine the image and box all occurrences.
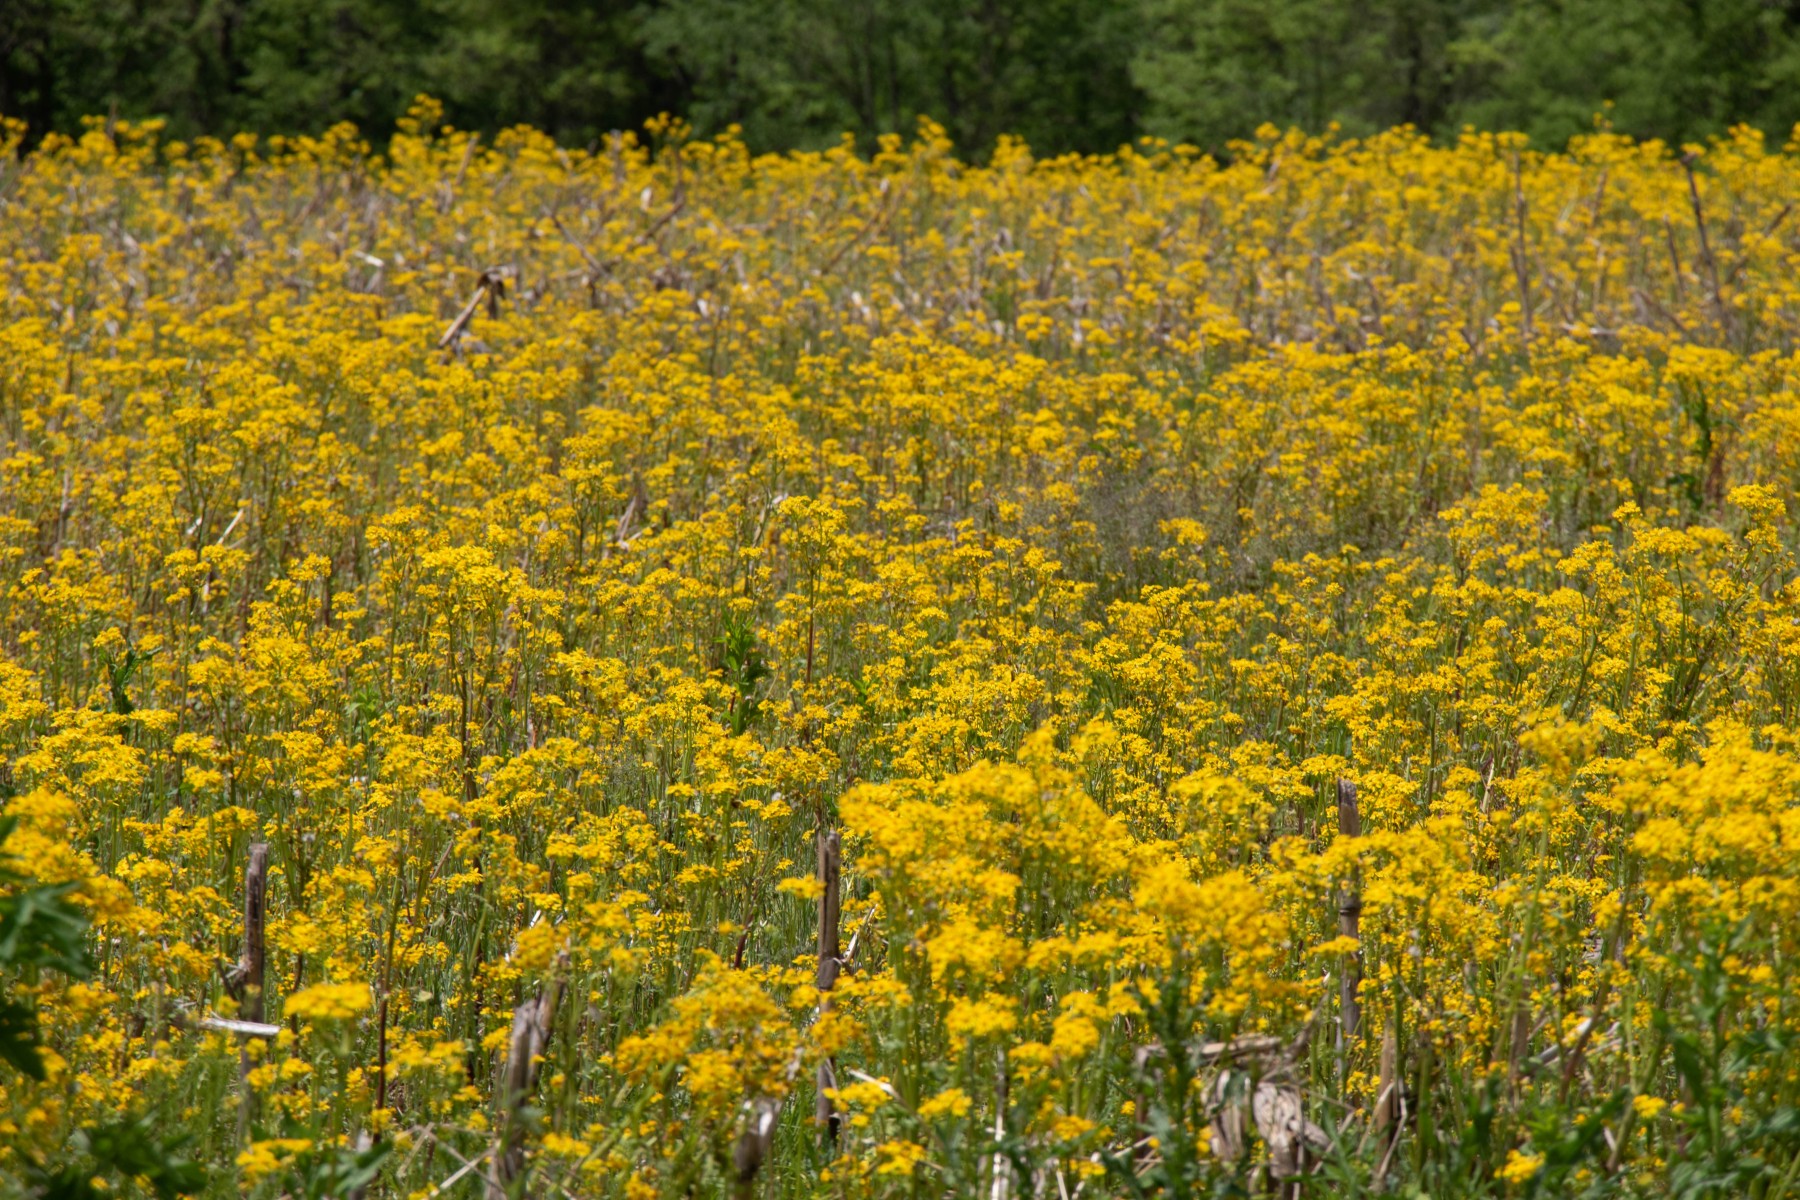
[6,0,1800,156]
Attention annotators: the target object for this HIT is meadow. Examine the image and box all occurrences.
[2,104,1800,1198]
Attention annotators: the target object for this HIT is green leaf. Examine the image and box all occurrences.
[0,995,47,1080]
[0,880,93,978]
[81,1118,207,1200]
[297,1138,393,1200]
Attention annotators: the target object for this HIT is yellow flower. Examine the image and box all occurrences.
[284,983,372,1022]
[874,1139,929,1176]
[1496,1149,1545,1186]
[8,97,1800,1200]
[236,1137,312,1183]
[918,1087,973,1120]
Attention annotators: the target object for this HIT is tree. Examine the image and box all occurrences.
[1132,0,1800,153]
[1133,0,1489,151]
[641,0,1140,156]
[1449,0,1800,148]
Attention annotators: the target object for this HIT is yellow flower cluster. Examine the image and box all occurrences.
[284,982,372,1023]
[2,101,1799,1196]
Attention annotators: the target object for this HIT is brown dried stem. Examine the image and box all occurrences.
[486,958,566,1200]
[235,843,269,1142]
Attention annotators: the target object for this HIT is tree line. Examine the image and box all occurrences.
[5,0,1800,155]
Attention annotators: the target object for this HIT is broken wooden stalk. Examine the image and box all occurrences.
[235,843,269,1143]
[815,828,842,1141]
[1335,778,1363,1071]
[1373,1026,1400,1181]
[486,962,565,1200]
[437,266,514,350]
[731,825,845,1195]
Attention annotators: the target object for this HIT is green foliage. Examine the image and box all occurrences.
[0,0,665,150]
[0,815,91,1080]
[419,0,670,148]
[717,617,771,736]
[95,641,156,716]
[1654,918,1800,1199]
[1134,0,1474,148]
[9,0,1800,156]
[1449,0,1800,151]
[1516,1092,1629,1198]
[286,1137,392,1200]
[0,993,48,1080]
[1101,976,1217,1199]
[641,0,1140,154]
[27,1118,206,1200]
[0,815,204,1197]
[1135,0,1800,151]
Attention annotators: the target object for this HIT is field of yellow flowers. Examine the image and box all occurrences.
[3,101,1800,1198]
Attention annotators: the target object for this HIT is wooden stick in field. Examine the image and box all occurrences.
[731,1096,782,1196]
[1679,153,1730,338]
[815,828,842,1140]
[438,265,515,350]
[438,282,490,349]
[731,826,845,1193]
[487,960,566,1200]
[1336,779,1363,1052]
[1373,1026,1400,1180]
[236,843,269,1143]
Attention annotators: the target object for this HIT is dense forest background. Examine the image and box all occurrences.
[4,0,1800,155]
